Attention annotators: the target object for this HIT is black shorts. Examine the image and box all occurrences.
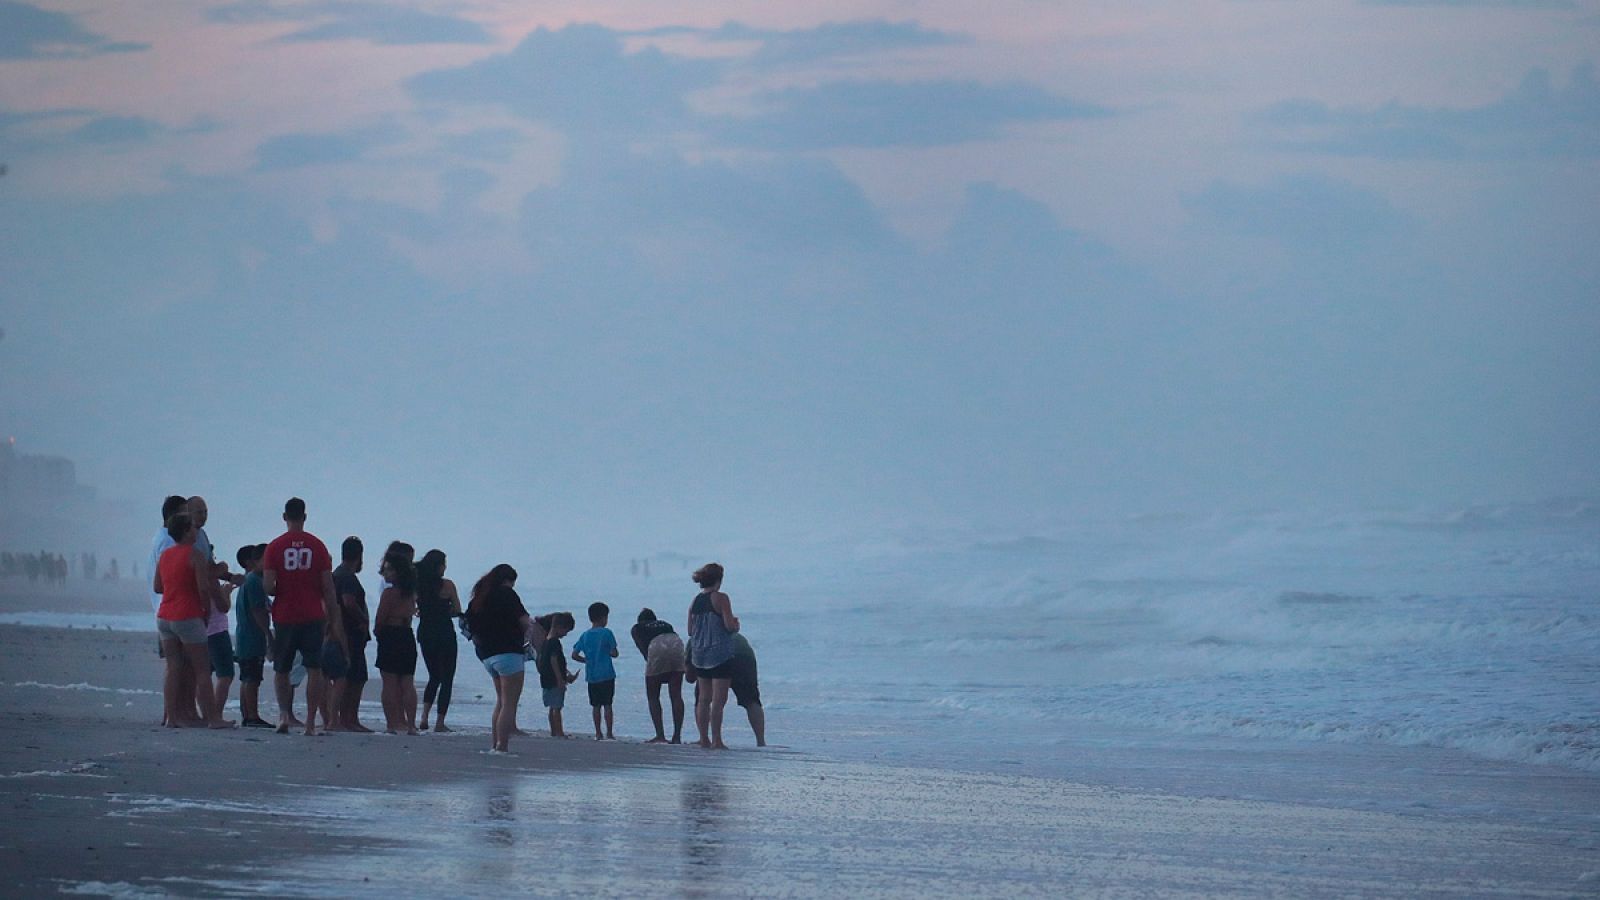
[587,679,615,707]
[695,658,736,680]
[272,620,324,672]
[207,631,236,679]
[346,640,369,684]
[731,655,761,708]
[237,656,265,683]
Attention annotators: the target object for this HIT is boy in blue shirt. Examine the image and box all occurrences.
[571,601,620,740]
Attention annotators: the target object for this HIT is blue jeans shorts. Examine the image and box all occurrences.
[482,653,524,677]
[542,687,565,710]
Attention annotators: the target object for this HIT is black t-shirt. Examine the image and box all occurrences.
[630,620,674,659]
[332,566,368,643]
[539,637,565,689]
[469,585,529,660]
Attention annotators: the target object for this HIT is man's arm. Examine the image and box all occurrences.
[320,571,344,642]
[190,548,211,608]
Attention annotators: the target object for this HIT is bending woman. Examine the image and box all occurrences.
[686,562,739,749]
[416,549,462,732]
[373,551,419,735]
[466,564,530,753]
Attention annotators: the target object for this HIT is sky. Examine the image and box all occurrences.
[1,0,1597,564]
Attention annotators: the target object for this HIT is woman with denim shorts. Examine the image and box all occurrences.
[465,564,531,753]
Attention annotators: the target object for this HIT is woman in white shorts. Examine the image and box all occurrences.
[631,608,687,744]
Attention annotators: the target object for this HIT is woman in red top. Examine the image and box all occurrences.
[153,512,230,729]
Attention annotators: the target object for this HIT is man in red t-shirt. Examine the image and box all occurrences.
[263,497,344,736]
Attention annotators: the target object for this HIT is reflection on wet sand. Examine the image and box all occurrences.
[680,774,731,885]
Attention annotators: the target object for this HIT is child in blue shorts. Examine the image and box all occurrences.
[571,602,620,740]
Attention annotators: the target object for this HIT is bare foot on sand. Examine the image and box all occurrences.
[418,720,429,732]
[208,719,237,729]
[344,722,373,733]
[406,728,419,736]
[711,742,729,750]
[433,724,452,734]
[511,727,531,737]
[646,736,668,744]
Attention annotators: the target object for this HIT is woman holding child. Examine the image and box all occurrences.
[464,564,530,754]
[374,550,420,735]
[686,562,739,750]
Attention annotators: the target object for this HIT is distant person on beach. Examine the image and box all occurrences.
[233,544,273,727]
[465,564,530,753]
[571,601,620,740]
[374,549,419,735]
[632,608,686,743]
[417,549,463,733]
[539,611,579,737]
[332,536,372,733]
[263,497,343,736]
[152,512,229,728]
[687,563,739,749]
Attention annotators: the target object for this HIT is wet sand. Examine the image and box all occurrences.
[2,620,1597,897]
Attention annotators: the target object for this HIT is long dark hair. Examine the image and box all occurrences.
[468,564,518,617]
[417,549,446,603]
[385,550,417,595]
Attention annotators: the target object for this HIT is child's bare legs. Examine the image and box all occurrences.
[548,706,565,737]
[213,674,233,724]
[604,704,614,739]
[302,669,325,736]
[646,676,667,742]
[667,673,685,743]
[321,677,343,731]
[183,643,227,728]
[591,703,604,739]
[240,677,260,722]
[402,676,418,735]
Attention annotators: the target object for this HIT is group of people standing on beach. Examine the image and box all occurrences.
[148,495,765,753]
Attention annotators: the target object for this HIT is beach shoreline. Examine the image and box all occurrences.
[3,622,1597,896]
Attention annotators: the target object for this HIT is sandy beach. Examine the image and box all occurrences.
[2,608,1596,897]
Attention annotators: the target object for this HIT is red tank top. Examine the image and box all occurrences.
[157,543,205,621]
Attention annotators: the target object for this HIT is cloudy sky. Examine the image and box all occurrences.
[1,0,1596,561]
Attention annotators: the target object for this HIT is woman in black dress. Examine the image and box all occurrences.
[374,551,419,735]
[416,549,462,733]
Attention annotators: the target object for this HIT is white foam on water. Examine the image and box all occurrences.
[56,881,165,898]
[6,681,157,696]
